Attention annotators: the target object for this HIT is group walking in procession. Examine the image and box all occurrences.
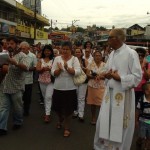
[0,28,150,150]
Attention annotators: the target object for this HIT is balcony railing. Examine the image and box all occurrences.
[0,10,17,22]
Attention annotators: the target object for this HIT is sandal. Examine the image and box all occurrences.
[56,122,62,129]
[90,121,96,125]
[56,118,64,129]
[44,115,51,123]
[63,129,71,137]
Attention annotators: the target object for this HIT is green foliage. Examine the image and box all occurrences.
[99,26,107,31]
[54,27,59,30]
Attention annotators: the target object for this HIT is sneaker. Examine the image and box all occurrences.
[44,115,50,123]
[0,129,7,136]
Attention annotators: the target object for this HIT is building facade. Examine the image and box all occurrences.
[23,0,41,15]
[0,0,17,38]
[0,0,49,44]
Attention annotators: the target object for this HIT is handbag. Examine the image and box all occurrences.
[38,71,51,84]
[73,69,87,85]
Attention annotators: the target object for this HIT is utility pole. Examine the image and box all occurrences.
[50,19,52,33]
[34,0,37,40]
[50,19,57,33]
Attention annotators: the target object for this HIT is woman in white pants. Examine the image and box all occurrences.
[36,45,54,123]
[74,48,88,122]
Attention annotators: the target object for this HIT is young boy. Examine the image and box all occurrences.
[136,82,150,150]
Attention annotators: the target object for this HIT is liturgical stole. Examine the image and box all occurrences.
[99,88,125,143]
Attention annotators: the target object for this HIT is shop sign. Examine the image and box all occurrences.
[9,25,16,35]
[0,23,9,34]
[36,30,44,39]
[0,22,16,35]
[20,32,30,38]
[15,29,21,36]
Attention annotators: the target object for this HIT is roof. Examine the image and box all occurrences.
[128,24,144,30]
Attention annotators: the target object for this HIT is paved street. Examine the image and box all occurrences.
[0,83,136,150]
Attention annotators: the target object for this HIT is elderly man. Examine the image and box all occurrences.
[94,29,142,150]
[0,37,29,136]
[20,41,37,116]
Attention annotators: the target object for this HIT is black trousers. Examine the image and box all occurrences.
[23,84,33,113]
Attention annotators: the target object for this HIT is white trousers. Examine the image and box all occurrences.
[39,82,54,115]
[74,83,87,118]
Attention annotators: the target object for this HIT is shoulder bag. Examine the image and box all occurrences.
[72,57,87,85]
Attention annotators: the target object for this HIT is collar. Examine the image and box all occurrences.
[114,43,125,54]
[144,95,150,103]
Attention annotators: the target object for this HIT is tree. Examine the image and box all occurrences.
[76,27,85,33]
[54,27,59,30]
[99,26,107,31]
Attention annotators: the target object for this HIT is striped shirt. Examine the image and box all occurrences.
[137,96,150,120]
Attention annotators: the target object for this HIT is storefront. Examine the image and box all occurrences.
[0,20,17,39]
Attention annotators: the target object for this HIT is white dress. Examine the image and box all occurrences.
[94,44,142,150]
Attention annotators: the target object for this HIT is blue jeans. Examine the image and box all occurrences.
[0,91,23,130]
[139,120,150,138]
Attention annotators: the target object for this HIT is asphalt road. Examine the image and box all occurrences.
[0,83,136,150]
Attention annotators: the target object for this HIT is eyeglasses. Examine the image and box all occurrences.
[108,36,116,39]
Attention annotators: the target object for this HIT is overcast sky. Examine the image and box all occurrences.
[17,0,150,29]
[40,0,150,29]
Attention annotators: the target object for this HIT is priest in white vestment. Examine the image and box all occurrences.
[94,29,142,150]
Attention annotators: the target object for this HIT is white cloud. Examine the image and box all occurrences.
[41,0,150,29]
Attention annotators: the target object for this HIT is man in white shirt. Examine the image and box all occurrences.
[21,41,37,116]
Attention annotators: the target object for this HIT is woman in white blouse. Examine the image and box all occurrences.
[51,41,81,137]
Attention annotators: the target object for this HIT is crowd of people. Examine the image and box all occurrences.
[0,28,150,150]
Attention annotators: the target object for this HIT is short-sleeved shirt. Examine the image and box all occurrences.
[137,96,150,121]
[51,56,81,90]
[2,52,29,94]
[87,61,105,89]
[24,51,37,84]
